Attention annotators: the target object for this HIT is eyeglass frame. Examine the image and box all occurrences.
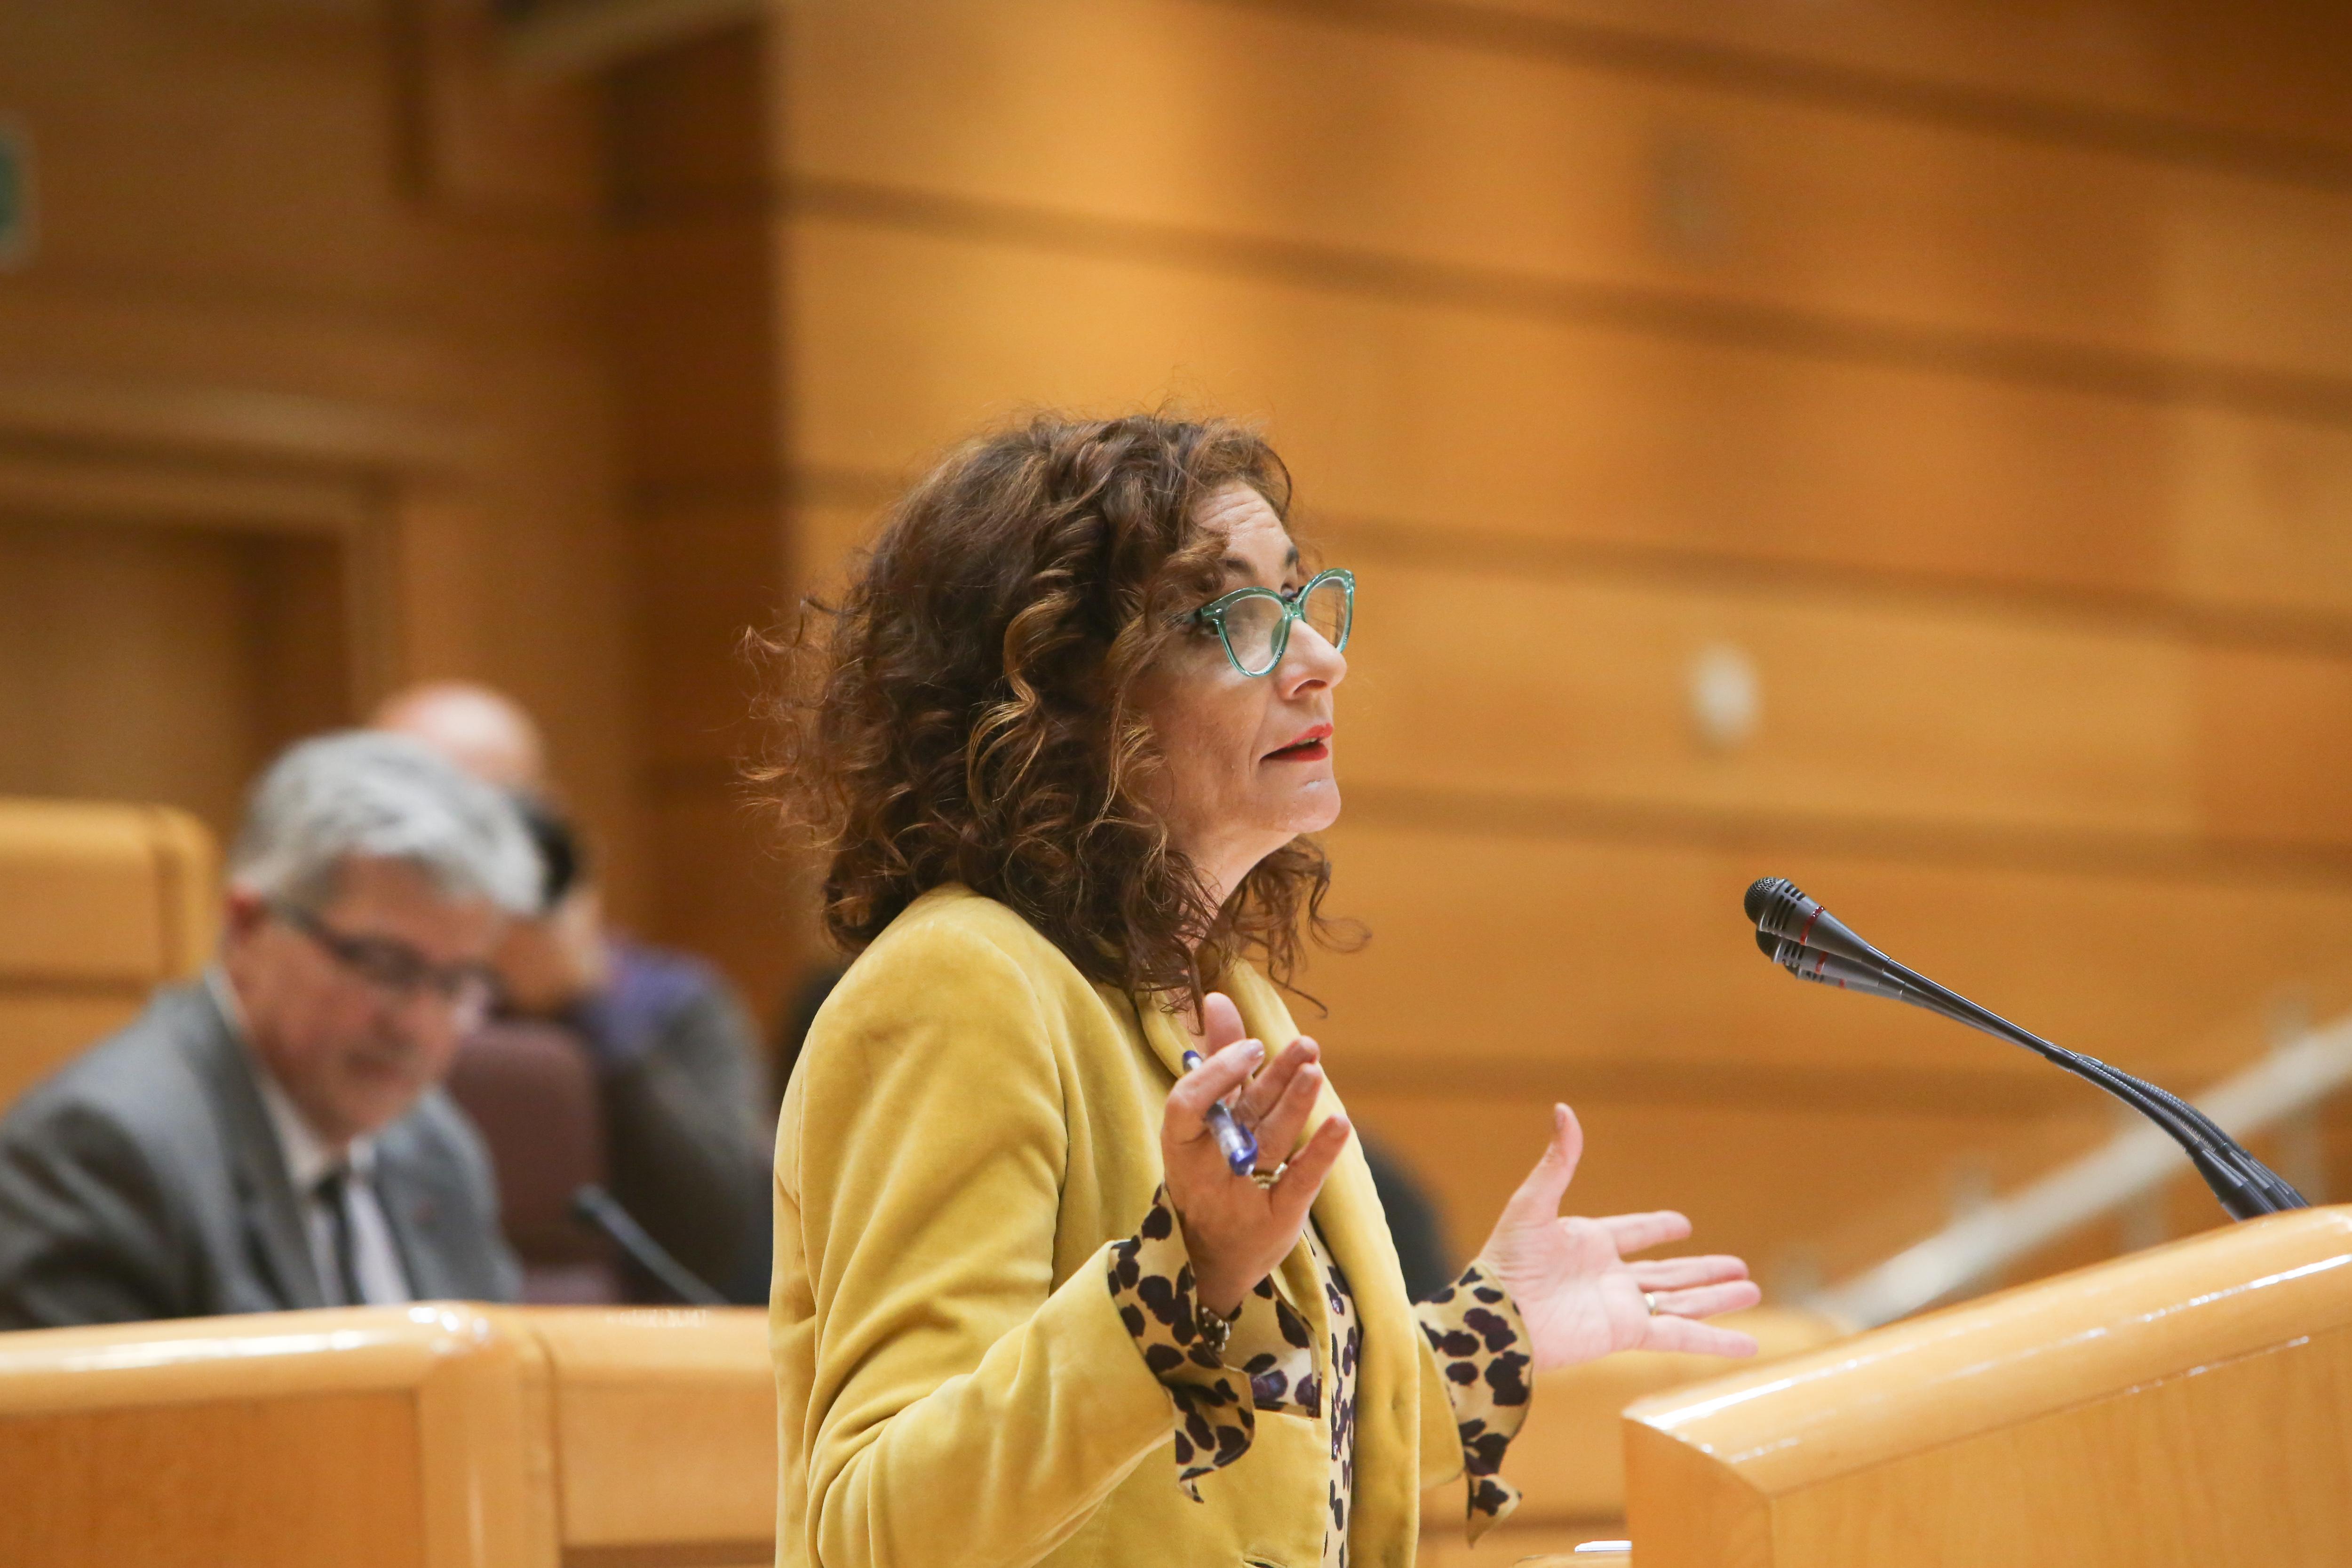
[1182,566,1355,678]
[271,900,502,1025]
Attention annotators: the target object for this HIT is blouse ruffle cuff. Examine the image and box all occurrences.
[1415,1260,1534,1541]
[1224,1270,1323,1418]
[1107,1184,1254,1500]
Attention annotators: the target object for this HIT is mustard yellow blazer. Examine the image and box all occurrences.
[772,885,1467,1567]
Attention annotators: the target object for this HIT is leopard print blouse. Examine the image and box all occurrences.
[1109,1185,1532,1566]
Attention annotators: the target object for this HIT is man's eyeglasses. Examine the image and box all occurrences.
[273,902,500,1027]
[1184,567,1354,678]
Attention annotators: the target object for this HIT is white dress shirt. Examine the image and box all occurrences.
[206,970,413,1306]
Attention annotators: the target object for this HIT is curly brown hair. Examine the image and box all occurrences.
[755,412,1354,1007]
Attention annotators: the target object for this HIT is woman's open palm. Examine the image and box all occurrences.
[1478,1105,1762,1370]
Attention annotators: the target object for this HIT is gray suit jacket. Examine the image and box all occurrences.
[0,982,520,1330]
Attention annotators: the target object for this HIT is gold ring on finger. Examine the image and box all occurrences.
[1642,1291,1663,1316]
[1250,1163,1286,1189]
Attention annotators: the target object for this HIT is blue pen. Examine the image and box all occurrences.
[1181,1048,1260,1177]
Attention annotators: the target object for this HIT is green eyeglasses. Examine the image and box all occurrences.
[1185,567,1355,678]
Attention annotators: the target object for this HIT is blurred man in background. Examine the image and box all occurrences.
[373,682,772,1303]
[0,733,535,1329]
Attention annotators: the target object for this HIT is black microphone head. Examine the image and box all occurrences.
[1746,877,1812,938]
[1754,927,1810,977]
[1746,876,1887,966]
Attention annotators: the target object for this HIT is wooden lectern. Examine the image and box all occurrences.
[1552,1207,2352,1568]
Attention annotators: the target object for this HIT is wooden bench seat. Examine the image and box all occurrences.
[0,1303,776,1568]
[0,797,216,1112]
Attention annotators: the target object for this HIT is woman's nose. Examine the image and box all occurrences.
[1279,624,1347,691]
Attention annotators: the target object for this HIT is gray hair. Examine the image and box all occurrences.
[228,731,542,915]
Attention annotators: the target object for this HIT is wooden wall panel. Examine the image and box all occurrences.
[787,496,887,597]
[614,224,784,489]
[1343,1082,2063,1295]
[770,0,2352,1293]
[1304,821,2352,1087]
[789,496,2352,868]
[0,0,645,917]
[413,344,643,911]
[641,790,809,1057]
[1316,818,2352,1276]
[1449,0,2352,163]
[1336,559,2352,852]
[1,2,601,339]
[0,517,331,842]
[632,499,782,775]
[610,26,803,1027]
[1340,1087,2031,1281]
[781,217,2352,624]
[785,0,2352,382]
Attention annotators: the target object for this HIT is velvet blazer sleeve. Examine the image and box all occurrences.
[774,918,1179,1568]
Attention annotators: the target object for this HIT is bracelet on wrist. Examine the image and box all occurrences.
[1197,1297,1236,1359]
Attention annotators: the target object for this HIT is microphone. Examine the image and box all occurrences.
[1746,878,2305,1222]
[1763,923,2296,1208]
[571,1184,728,1306]
[1748,876,1891,967]
[1756,929,1920,1006]
[1750,879,2250,1147]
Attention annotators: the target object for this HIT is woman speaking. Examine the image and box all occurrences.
[764,414,1759,1568]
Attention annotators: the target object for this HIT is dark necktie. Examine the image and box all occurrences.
[313,1165,367,1307]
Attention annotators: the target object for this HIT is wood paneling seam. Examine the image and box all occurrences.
[0,976,152,1000]
[0,375,478,474]
[785,178,2352,427]
[1325,1057,2089,1115]
[1314,515,2352,661]
[1218,0,2352,192]
[1338,783,2352,892]
[560,1542,772,1568]
[795,462,2352,660]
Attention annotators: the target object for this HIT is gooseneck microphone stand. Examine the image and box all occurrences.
[1746,877,2306,1223]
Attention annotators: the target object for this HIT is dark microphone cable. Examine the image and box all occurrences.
[1746,877,2259,1173]
[1747,878,2304,1221]
[1751,880,2301,1217]
[571,1184,729,1307]
[1757,923,2216,1148]
[1756,925,2292,1212]
[1747,877,2307,1211]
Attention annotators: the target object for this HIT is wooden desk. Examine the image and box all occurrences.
[1421,1307,1840,1568]
[534,1307,773,1568]
[1614,1206,2352,1568]
[0,1303,775,1568]
[1500,1306,1840,1525]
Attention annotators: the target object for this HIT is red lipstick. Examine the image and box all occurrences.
[1265,723,1333,763]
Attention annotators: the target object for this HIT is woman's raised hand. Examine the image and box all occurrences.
[1478,1104,1763,1370]
[1161,992,1352,1317]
